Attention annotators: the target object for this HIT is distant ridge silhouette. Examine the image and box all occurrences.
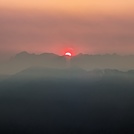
[0,52,134,74]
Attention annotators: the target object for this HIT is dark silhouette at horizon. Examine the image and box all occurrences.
[0,51,134,134]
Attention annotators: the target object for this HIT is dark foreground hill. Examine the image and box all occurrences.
[0,68,134,134]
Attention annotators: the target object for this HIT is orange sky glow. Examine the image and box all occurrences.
[0,0,134,59]
[1,0,134,13]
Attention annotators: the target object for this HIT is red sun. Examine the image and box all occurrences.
[63,48,74,57]
[65,52,72,57]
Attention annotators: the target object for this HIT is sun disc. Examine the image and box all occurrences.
[65,52,72,57]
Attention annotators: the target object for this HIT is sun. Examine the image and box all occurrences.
[62,47,74,57]
[65,52,72,57]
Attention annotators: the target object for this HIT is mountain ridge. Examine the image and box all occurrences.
[1,67,134,83]
[0,52,134,74]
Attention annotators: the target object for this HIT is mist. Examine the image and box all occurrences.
[1,1,134,133]
[0,66,134,133]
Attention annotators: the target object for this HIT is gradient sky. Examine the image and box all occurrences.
[0,0,134,59]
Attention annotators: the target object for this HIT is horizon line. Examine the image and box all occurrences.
[15,51,134,57]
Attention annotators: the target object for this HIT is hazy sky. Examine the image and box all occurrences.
[0,0,134,59]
